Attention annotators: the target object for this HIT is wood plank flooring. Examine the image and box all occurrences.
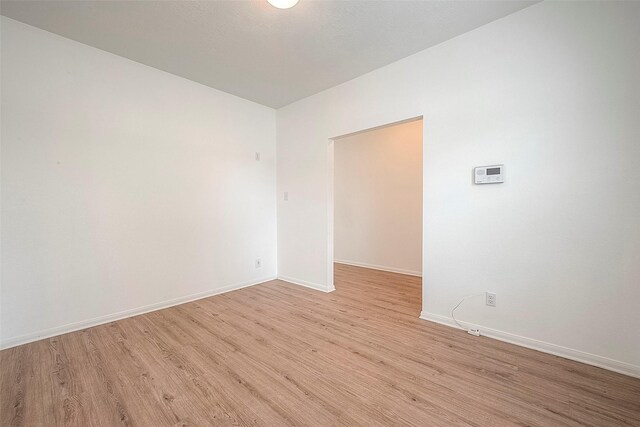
[1,263,639,426]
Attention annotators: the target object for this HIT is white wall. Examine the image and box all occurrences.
[334,120,422,276]
[277,2,640,375]
[0,17,277,347]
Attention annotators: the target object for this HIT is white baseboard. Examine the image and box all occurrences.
[278,275,335,293]
[420,311,640,379]
[0,276,277,350]
[334,259,421,277]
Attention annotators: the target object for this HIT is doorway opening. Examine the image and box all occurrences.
[328,117,423,316]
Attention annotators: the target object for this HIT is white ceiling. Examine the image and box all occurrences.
[1,0,537,108]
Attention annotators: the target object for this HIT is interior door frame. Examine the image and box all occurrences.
[327,115,424,292]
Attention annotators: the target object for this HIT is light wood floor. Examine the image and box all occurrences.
[1,264,639,426]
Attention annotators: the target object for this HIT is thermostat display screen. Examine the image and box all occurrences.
[487,167,501,175]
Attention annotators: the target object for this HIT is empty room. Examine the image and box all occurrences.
[1,1,639,426]
[332,119,423,316]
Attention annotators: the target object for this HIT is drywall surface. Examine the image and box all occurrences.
[277,2,640,372]
[0,17,277,347]
[334,120,422,276]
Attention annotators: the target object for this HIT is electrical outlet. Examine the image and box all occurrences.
[255,152,260,161]
[486,292,496,307]
[255,258,262,269]
[284,192,289,201]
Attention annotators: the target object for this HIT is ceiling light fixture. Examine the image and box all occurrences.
[267,0,299,9]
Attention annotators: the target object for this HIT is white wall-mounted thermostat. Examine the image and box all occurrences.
[474,165,504,184]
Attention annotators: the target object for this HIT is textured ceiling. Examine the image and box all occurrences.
[1,0,537,108]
